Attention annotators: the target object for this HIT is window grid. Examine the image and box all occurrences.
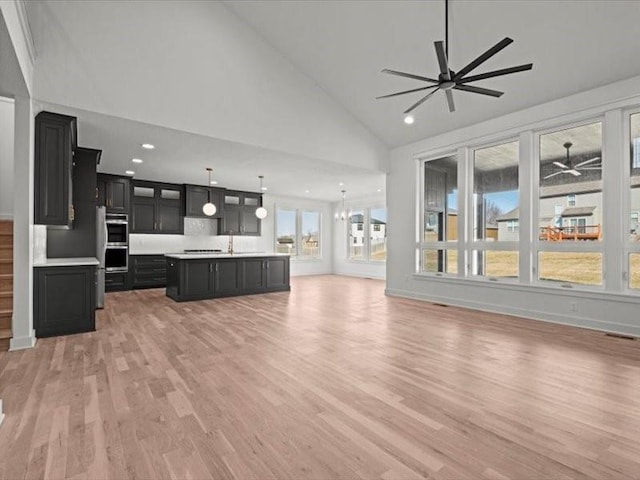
[347,207,387,262]
[275,207,321,259]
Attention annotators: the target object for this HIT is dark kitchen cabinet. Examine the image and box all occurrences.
[184,185,224,219]
[130,255,167,289]
[131,181,184,234]
[105,272,129,292]
[34,111,77,226]
[166,255,289,302]
[221,191,262,236]
[97,174,130,213]
[34,265,96,338]
[241,258,267,291]
[47,147,100,259]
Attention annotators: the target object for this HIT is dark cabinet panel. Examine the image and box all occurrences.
[181,260,214,299]
[34,111,77,226]
[241,206,261,236]
[34,265,96,337]
[184,185,224,219]
[105,272,129,292]
[241,258,266,291]
[131,181,183,234]
[97,174,130,213]
[266,257,289,289]
[223,205,242,234]
[131,200,156,234]
[214,259,240,296]
[131,255,167,289]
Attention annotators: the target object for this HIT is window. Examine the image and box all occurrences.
[630,113,640,289]
[276,209,297,255]
[276,208,321,258]
[538,121,603,286]
[348,207,387,261]
[471,140,519,279]
[421,154,458,273]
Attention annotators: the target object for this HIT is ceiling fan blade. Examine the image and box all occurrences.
[376,85,437,99]
[457,64,533,84]
[543,170,564,179]
[568,170,581,176]
[574,156,601,168]
[381,69,439,84]
[453,84,503,98]
[576,167,602,171]
[445,89,455,112]
[454,37,514,80]
[404,88,440,114]
[434,41,451,80]
[553,161,569,169]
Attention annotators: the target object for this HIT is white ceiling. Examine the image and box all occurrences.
[226,0,640,147]
[42,103,385,202]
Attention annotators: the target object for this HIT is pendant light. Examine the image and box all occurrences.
[255,175,268,219]
[203,168,217,216]
[336,189,347,221]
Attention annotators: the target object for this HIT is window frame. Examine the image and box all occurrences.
[625,108,640,291]
[347,206,387,262]
[274,206,322,260]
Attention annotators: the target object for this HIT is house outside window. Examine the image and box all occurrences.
[567,194,576,207]
[348,207,387,261]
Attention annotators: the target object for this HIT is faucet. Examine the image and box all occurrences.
[228,233,234,255]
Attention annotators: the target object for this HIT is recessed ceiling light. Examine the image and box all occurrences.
[132,158,143,163]
[305,190,310,193]
[141,143,155,149]
[125,170,135,175]
[261,186,268,191]
[403,114,415,125]
[210,180,218,185]
[377,189,382,192]
[338,182,344,186]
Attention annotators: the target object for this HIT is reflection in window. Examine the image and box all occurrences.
[349,209,365,259]
[539,122,603,242]
[474,141,519,241]
[538,252,602,286]
[276,209,297,255]
[370,208,387,261]
[424,155,458,242]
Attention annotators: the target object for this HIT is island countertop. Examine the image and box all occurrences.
[165,252,290,260]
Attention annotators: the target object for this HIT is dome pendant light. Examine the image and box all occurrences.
[203,168,217,216]
[255,175,268,219]
[338,189,347,221]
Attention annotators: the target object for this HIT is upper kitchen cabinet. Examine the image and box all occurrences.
[97,173,130,213]
[131,180,184,234]
[221,191,262,236]
[184,185,225,219]
[34,111,78,226]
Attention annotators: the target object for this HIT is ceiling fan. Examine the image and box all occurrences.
[543,142,601,179]
[377,0,533,115]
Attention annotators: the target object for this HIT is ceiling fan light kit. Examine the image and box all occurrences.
[378,0,533,119]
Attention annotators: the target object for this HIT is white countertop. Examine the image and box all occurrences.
[165,252,290,260]
[34,257,100,267]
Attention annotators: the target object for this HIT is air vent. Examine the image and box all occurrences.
[433,303,449,307]
[605,333,636,341]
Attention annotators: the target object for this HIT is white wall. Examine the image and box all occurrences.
[387,74,640,337]
[26,1,388,173]
[130,193,334,277]
[0,97,14,219]
[333,193,386,280]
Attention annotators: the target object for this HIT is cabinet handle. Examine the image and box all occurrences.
[266,261,269,270]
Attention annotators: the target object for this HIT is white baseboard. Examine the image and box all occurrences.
[385,288,640,338]
[9,331,36,351]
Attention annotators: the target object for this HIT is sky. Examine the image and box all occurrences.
[448,190,518,213]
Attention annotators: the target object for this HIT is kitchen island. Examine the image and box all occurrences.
[165,253,290,302]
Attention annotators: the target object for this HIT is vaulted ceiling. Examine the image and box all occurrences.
[22,1,640,199]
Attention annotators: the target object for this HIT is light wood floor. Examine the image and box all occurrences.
[1,275,639,480]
